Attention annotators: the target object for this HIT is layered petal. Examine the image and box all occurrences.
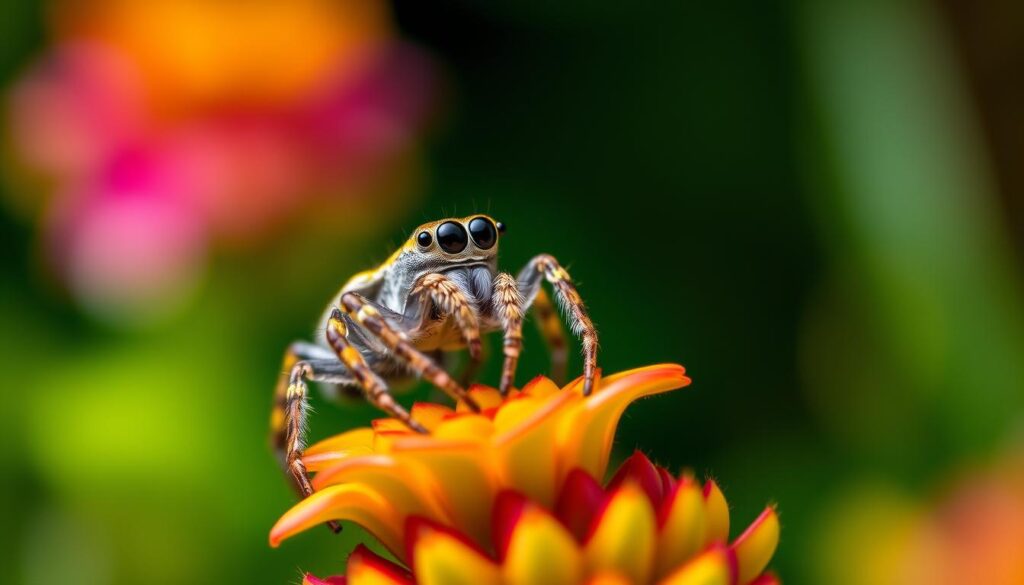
[556,364,691,484]
[272,365,780,584]
[657,476,707,578]
[270,483,403,554]
[658,546,735,585]
[406,518,501,585]
[585,482,658,584]
[502,501,584,585]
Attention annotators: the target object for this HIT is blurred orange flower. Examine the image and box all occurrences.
[816,453,1024,585]
[6,0,434,321]
[271,365,782,585]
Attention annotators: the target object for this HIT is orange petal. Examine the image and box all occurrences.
[731,506,779,584]
[389,440,497,547]
[703,480,730,544]
[309,455,450,526]
[492,396,545,433]
[556,364,691,484]
[407,518,502,585]
[585,573,633,585]
[656,476,707,578]
[502,504,584,585]
[303,428,375,472]
[520,375,560,398]
[270,483,404,557]
[433,414,495,441]
[346,544,413,585]
[373,418,415,433]
[657,546,734,585]
[585,482,657,584]
[492,391,578,506]
[457,384,504,413]
[410,402,455,432]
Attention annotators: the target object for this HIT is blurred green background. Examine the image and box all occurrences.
[2,1,1024,584]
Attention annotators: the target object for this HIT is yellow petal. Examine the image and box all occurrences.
[410,402,455,432]
[703,480,730,544]
[503,505,583,585]
[585,482,657,584]
[410,520,502,585]
[269,483,404,557]
[433,415,495,441]
[310,455,450,526]
[457,384,504,413]
[492,396,546,433]
[656,477,707,578]
[346,544,412,585]
[557,364,691,483]
[374,418,414,433]
[521,375,560,398]
[732,506,779,584]
[390,440,497,547]
[657,547,733,585]
[493,391,577,506]
[302,428,375,472]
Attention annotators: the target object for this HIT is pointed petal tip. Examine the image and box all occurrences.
[609,451,664,508]
[731,506,780,584]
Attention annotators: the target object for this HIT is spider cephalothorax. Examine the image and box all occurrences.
[269,215,598,521]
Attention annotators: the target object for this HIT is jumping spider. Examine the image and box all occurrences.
[270,215,598,514]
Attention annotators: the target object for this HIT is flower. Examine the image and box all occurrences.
[817,452,1024,585]
[5,0,433,321]
[271,364,781,584]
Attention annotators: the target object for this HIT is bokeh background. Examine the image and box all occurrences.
[2,1,1023,584]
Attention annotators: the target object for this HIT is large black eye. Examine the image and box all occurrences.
[468,217,497,249]
[417,231,432,248]
[436,221,468,253]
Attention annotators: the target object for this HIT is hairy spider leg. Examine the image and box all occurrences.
[518,254,599,395]
[492,272,525,394]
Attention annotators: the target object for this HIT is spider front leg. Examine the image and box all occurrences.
[518,254,599,395]
[492,273,525,394]
[271,348,362,533]
[338,294,481,411]
[323,311,428,433]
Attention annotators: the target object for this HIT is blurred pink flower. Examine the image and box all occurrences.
[5,0,434,321]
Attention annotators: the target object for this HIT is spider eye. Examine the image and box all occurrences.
[436,221,468,253]
[468,217,497,250]
[496,221,506,234]
[417,231,432,248]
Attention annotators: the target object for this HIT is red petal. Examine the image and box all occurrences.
[607,451,664,509]
[658,466,677,496]
[748,573,781,585]
[491,490,528,561]
[554,468,606,541]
